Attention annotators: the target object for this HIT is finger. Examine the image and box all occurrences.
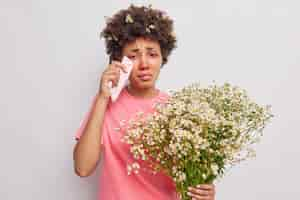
[103,67,120,75]
[101,74,119,88]
[111,61,127,73]
[103,70,120,78]
[103,67,120,79]
[104,74,119,88]
[196,184,215,190]
[188,187,211,196]
[187,191,211,200]
[191,197,211,200]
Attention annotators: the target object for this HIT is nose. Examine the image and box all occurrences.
[138,54,149,70]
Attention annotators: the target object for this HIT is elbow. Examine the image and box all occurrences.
[73,159,99,177]
[74,167,92,177]
[73,144,101,178]
[74,160,94,177]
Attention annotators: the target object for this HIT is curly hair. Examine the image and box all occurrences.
[100,4,177,66]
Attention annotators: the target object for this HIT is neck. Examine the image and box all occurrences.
[126,85,158,99]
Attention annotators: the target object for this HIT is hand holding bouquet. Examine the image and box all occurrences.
[122,82,273,200]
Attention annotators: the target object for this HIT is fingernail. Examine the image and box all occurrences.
[187,192,192,196]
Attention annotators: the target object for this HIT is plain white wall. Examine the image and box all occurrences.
[1,0,299,199]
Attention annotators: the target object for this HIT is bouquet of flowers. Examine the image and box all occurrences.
[121,82,273,200]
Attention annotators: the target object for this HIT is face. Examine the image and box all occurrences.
[122,37,162,91]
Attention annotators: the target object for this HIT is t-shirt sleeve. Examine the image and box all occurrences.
[74,95,106,146]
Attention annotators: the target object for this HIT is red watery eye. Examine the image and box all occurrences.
[128,55,136,59]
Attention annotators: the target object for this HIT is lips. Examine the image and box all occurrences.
[138,74,152,81]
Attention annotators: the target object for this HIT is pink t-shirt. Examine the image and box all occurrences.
[75,88,180,200]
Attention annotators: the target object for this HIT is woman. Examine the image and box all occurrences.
[73,5,216,200]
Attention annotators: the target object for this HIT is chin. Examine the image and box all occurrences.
[134,82,155,90]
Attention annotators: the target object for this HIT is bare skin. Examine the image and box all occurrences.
[186,184,215,200]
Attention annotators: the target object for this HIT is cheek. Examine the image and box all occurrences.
[152,62,162,77]
[150,58,162,67]
[152,65,161,77]
[128,68,139,83]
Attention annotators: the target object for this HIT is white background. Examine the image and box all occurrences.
[1,0,299,199]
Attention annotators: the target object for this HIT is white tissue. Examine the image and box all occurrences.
[108,56,133,102]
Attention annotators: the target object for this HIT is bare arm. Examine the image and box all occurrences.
[72,60,127,177]
[73,94,109,177]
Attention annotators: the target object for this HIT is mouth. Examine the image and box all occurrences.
[138,74,152,81]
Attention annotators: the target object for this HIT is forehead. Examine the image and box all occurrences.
[122,37,161,52]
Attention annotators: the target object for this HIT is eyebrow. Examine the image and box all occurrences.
[129,47,157,53]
